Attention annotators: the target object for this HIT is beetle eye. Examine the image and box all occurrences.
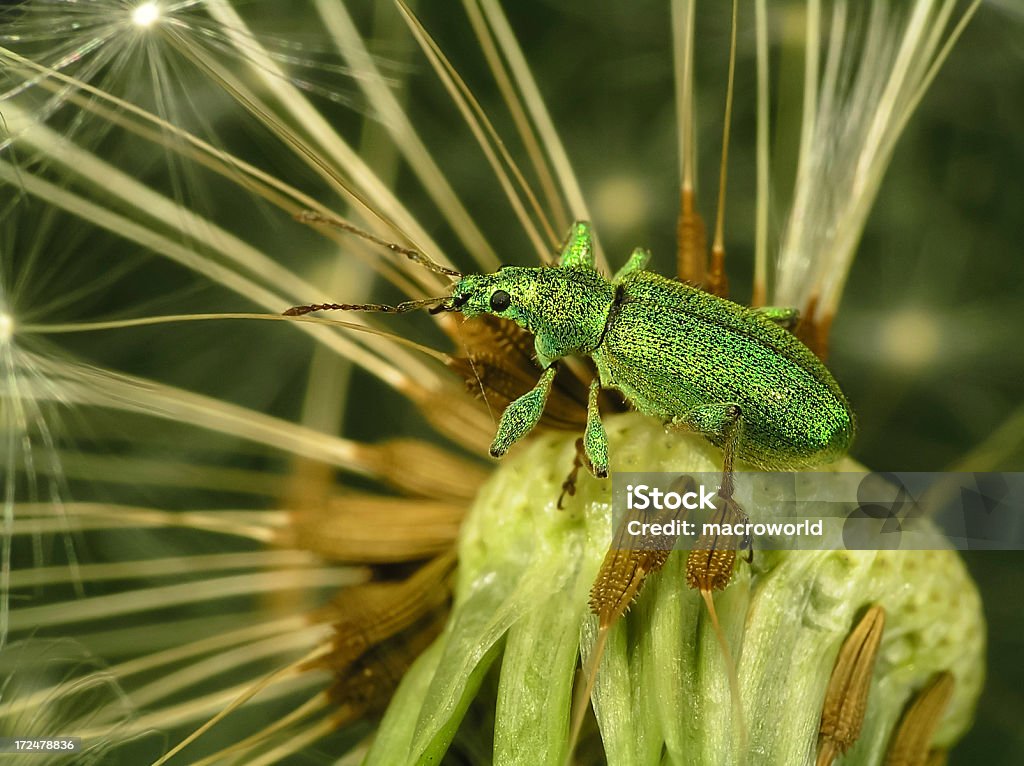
[489,289,511,312]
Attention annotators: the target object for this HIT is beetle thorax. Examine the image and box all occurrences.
[524,268,615,364]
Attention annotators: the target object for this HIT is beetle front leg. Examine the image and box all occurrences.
[489,364,558,459]
[584,378,609,478]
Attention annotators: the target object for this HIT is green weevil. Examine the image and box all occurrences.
[287,219,855,498]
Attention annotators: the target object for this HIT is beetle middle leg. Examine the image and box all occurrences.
[558,380,609,508]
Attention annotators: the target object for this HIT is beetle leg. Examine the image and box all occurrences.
[557,437,589,509]
[673,404,754,589]
[612,246,652,282]
[489,364,558,459]
[584,378,610,478]
[557,221,595,269]
[557,380,608,508]
[669,403,744,501]
[754,306,799,331]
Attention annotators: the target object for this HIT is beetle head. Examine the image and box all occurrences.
[431,269,532,320]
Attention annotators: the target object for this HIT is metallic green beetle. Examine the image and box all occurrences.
[290,219,855,491]
[435,221,854,489]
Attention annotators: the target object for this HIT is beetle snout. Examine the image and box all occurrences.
[429,293,471,314]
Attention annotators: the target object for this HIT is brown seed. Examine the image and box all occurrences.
[884,672,956,766]
[361,438,490,501]
[685,547,736,593]
[285,493,465,563]
[315,550,456,674]
[817,605,887,766]
[589,547,671,628]
[589,499,682,626]
[795,293,835,362]
[676,185,707,285]
[326,607,449,717]
[706,242,730,299]
[685,494,747,592]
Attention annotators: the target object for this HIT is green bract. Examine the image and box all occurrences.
[366,414,984,766]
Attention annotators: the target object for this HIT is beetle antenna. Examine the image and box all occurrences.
[707,0,738,298]
[283,296,449,316]
[296,210,462,279]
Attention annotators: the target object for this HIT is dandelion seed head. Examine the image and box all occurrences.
[0,312,12,343]
[131,2,161,29]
